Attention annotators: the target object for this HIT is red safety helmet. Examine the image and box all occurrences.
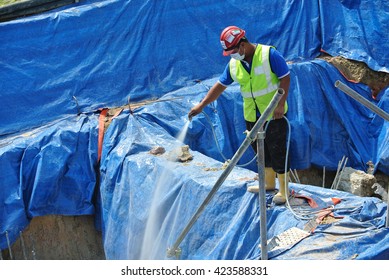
[220,26,246,56]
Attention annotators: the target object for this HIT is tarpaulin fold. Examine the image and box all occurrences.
[0,114,98,249]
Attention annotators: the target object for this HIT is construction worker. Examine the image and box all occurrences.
[188,26,290,205]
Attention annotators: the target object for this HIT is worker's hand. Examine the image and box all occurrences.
[273,104,285,119]
[188,104,203,120]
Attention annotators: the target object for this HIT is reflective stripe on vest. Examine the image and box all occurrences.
[229,45,285,121]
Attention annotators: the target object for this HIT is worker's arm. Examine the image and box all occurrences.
[188,82,227,119]
[273,74,290,119]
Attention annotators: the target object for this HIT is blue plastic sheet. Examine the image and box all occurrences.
[0,114,98,249]
[319,0,389,72]
[1,63,388,255]
[99,108,389,259]
[1,0,321,137]
[0,0,388,259]
[288,60,389,174]
[1,0,387,137]
[136,61,389,175]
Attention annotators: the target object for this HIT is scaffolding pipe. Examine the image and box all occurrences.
[5,231,13,260]
[335,80,389,121]
[19,231,28,260]
[256,128,268,260]
[167,88,285,258]
[382,174,388,228]
[335,80,389,228]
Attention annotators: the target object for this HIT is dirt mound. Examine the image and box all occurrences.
[319,54,389,99]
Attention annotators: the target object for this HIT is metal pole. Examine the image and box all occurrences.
[167,88,285,258]
[19,231,28,260]
[5,231,13,260]
[386,188,389,228]
[386,181,389,228]
[335,80,389,121]
[256,128,268,260]
[335,80,389,228]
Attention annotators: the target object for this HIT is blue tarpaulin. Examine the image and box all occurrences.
[0,0,388,259]
[99,101,389,260]
[0,114,98,249]
[320,0,389,72]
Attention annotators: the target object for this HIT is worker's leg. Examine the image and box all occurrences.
[264,118,290,204]
[245,120,277,193]
[245,120,257,154]
[247,167,277,192]
[274,172,289,204]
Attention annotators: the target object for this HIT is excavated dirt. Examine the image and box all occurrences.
[318,54,389,98]
[3,215,105,260]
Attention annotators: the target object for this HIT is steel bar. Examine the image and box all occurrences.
[335,80,389,121]
[19,231,28,260]
[5,231,13,260]
[256,128,268,260]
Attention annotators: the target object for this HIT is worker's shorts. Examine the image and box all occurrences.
[245,117,289,174]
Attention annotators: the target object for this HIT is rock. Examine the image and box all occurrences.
[337,167,376,197]
[366,161,375,175]
[372,183,388,201]
[167,145,193,162]
[149,146,166,155]
[177,145,193,162]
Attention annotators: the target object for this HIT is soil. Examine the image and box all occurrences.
[318,54,389,98]
[3,215,105,260]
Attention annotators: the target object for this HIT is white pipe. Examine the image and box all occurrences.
[335,80,389,121]
[386,181,389,228]
[256,128,267,260]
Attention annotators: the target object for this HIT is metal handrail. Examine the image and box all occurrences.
[335,80,389,121]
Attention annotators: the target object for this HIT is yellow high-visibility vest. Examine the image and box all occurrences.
[229,44,288,121]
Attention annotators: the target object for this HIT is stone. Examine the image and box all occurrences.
[167,145,193,162]
[149,146,166,155]
[337,167,376,197]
